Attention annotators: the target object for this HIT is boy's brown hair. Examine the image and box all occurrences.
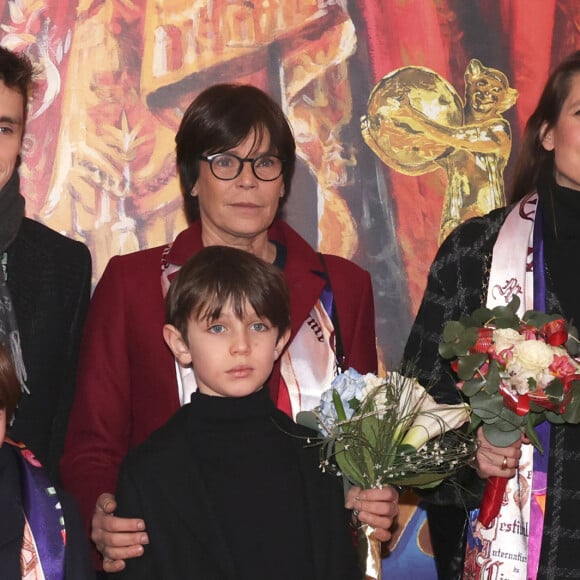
[165,245,291,342]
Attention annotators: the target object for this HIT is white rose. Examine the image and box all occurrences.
[493,328,525,355]
[512,340,555,373]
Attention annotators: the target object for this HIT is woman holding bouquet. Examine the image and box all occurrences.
[404,50,580,579]
[61,83,399,574]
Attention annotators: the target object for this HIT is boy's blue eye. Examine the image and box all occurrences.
[250,322,268,332]
[208,324,226,334]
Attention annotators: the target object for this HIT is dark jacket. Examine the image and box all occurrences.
[7,218,92,483]
[111,401,359,580]
[0,442,95,579]
[403,202,571,580]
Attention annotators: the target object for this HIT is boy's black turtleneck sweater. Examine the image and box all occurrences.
[187,388,316,580]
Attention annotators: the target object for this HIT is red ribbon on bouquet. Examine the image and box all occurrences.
[478,476,507,527]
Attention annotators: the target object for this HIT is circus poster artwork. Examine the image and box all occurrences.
[3,1,580,576]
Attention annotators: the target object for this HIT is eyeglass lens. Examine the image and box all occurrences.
[208,154,283,181]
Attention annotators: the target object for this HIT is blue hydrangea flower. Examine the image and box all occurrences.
[316,368,372,433]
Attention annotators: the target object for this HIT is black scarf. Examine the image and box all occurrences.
[0,170,24,252]
[0,170,27,393]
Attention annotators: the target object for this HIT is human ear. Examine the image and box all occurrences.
[163,324,193,366]
[274,329,291,360]
[540,122,554,151]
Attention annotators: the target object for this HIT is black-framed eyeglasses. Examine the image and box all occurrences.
[200,153,285,181]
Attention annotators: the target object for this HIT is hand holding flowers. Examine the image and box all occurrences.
[297,368,475,579]
[439,295,580,526]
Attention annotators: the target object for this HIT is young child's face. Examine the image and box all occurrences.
[164,299,289,398]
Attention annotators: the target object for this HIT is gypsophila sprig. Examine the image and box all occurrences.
[296,368,475,490]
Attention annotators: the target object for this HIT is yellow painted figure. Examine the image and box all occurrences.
[362,59,518,243]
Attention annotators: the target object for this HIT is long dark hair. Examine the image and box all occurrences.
[510,50,580,203]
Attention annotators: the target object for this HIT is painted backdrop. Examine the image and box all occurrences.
[2,0,579,572]
[3,0,579,366]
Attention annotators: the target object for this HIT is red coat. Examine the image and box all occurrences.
[61,219,377,527]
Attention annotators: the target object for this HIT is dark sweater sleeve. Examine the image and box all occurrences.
[61,491,97,580]
[110,462,157,580]
[49,239,92,482]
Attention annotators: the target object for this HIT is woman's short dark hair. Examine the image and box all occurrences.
[0,343,21,424]
[165,245,291,342]
[510,50,580,202]
[175,84,296,223]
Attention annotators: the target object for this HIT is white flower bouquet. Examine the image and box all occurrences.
[438,295,580,526]
[297,368,475,579]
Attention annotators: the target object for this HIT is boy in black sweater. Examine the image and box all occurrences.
[111,245,359,579]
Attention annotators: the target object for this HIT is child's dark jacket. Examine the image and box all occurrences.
[112,390,359,580]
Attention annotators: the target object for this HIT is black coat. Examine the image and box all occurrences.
[7,218,92,483]
[112,403,360,580]
[0,443,95,579]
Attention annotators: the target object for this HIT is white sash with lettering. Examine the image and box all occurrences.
[279,301,336,418]
[464,193,538,580]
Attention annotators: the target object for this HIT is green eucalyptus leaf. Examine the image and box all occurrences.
[467,307,494,327]
[545,410,566,424]
[461,376,486,397]
[523,310,552,329]
[467,415,482,433]
[494,314,521,329]
[485,361,500,394]
[470,391,504,422]
[439,341,459,360]
[495,407,525,430]
[295,410,320,431]
[457,353,487,381]
[494,296,520,316]
[544,379,565,403]
[482,423,521,447]
[442,321,465,342]
[455,327,479,354]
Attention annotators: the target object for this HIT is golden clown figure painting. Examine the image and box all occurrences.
[362,59,518,243]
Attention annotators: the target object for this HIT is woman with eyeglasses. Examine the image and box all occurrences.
[60,84,399,575]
